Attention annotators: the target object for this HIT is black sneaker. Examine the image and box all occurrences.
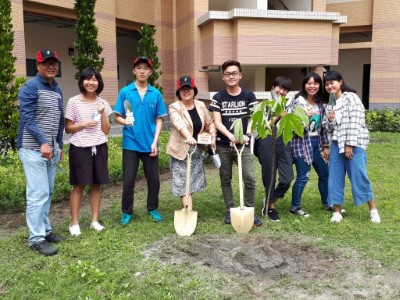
[261,197,267,216]
[45,232,65,243]
[253,214,262,227]
[224,211,231,224]
[268,208,281,222]
[323,205,334,212]
[29,240,58,256]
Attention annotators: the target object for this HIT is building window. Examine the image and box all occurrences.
[26,59,62,77]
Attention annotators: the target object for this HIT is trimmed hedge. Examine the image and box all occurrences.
[0,132,171,210]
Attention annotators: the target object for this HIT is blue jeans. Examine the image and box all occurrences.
[291,137,329,210]
[19,148,60,245]
[328,142,373,206]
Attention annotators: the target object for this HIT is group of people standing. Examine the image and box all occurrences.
[256,71,380,225]
[17,49,380,257]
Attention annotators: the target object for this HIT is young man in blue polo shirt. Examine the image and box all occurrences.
[114,56,167,224]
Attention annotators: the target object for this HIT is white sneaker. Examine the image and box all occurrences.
[330,212,343,223]
[69,224,81,236]
[370,209,381,223]
[90,221,105,231]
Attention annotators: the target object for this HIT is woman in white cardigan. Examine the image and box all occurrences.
[167,76,216,210]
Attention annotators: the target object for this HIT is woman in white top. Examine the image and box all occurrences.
[65,67,113,236]
[288,73,330,217]
[324,70,380,223]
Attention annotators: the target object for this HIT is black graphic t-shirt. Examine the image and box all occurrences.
[209,88,258,146]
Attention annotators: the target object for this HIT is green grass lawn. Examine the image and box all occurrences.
[0,132,399,299]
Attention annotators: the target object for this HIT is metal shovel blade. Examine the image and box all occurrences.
[174,208,198,236]
[230,206,254,234]
[124,100,132,113]
[230,143,254,234]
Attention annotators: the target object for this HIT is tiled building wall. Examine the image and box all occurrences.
[193,0,209,95]
[200,21,233,66]
[116,0,155,23]
[96,0,118,103]
[200,19,340,67]
[11,0,26,78]
[156,0,175,103]
[312,0,326,12]
[114,0,180,104]
[172,0,212,103]
[326,0,373,28]
[370,0,400,108]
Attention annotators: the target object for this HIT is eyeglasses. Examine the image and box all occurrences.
[41,61,59,68]
[223,71,240,78]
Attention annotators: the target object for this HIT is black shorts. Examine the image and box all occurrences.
[69,143,111,185]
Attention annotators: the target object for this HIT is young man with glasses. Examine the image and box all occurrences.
[114,56,167,225]
[209,60,262,227]
[17,49,64,256]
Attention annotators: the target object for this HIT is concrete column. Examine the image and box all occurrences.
[309,66,324,78]
[312,0,326,12]
[257,0,268,10]
[370,0,400,108]
[255,66,266,91]
[95,0,119,104]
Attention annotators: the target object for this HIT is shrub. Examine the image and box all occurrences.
[0,150,26,209]
[0,0,25,154]
[365,108,400,132]
[0,132,171,211]
[72,0,104,79]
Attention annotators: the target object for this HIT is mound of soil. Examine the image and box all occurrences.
[144,234,400,299]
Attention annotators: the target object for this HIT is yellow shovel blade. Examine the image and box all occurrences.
[174,208,198,236]
[230,206,254,233]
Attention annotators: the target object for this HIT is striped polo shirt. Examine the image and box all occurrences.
[17,74,64,152]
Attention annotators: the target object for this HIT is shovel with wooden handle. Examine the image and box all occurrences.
[230,143,254,234]
[174,145,198,236]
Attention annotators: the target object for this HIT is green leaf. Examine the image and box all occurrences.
[282,126,294,144]
[230,118,243,143]
[294,106,309,127]
[328,93,336,107]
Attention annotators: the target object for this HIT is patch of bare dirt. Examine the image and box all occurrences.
[0,172,171,239]
[143,234,400,299]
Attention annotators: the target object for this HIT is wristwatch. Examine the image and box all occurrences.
[245,132,252,138]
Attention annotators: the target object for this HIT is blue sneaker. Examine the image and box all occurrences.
[120,213,133,225]
[224,211,231,224]
[253,214,263,227]
[148,209,163,222]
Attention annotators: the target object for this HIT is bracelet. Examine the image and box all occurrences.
[245,133,252,138]
[323,144,329,148]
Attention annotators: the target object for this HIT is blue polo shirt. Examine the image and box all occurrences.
[114,82,167,152]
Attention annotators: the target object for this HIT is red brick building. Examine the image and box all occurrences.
[10,0,399,109]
